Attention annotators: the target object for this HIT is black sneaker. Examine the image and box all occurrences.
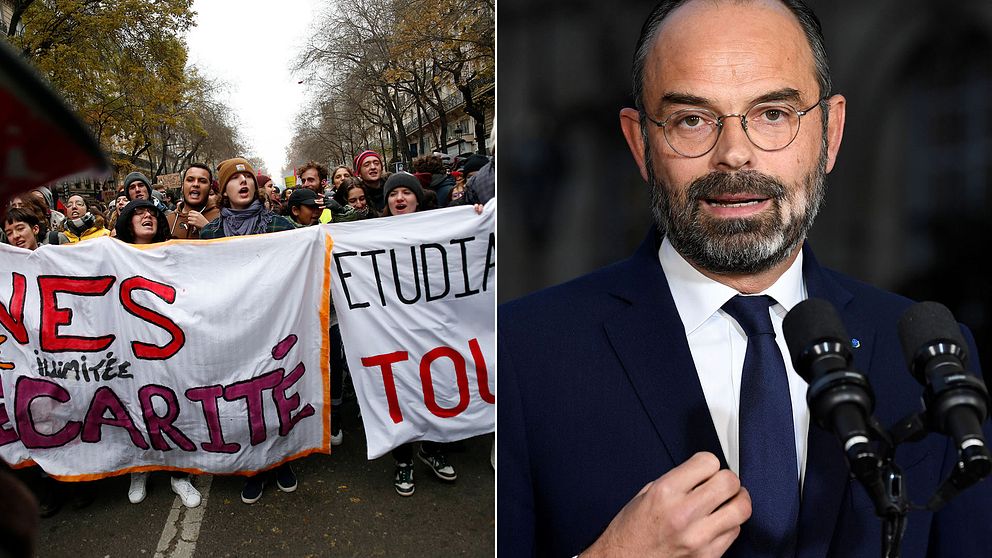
[276,465,297,493]
[39,479,64,518]
[71,482,96,509]
[418,447,457,481]
[394,463,415,497]
[241,476,264,504]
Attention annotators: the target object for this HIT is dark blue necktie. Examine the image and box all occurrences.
[723,295,799,557]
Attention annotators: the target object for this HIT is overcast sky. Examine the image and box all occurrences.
[185,0,321,179]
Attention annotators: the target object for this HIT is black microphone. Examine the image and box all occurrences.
[897,301,992,510]
[784,299,881,485]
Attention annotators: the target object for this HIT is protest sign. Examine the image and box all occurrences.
[329,201,496,458]
[0,227,332,479]
[0,202,496,474]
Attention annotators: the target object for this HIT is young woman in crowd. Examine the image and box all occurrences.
[3,208,43,250]
[330,165,352,191]
[449,171,467,203]
[332,178,376,220]
[380,172,425,217]
[114,199,203,508]
[106,191,129,236]
[63,194,110,243]
[167,164,220,240]
[6,194,67,245]
[257,173,275,211]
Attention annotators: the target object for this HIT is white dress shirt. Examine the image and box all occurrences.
[659,237,810,487]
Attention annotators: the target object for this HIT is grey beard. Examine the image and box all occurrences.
[647,150,827,275]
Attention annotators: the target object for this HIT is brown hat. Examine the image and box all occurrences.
[217,158,256,191]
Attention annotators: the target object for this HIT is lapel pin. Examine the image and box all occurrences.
[851,338,861,349]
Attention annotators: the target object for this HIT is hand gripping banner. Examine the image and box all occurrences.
[328,201,496,458]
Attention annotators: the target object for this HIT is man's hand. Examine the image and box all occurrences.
[582,452,751,558]
[186,210,209,229]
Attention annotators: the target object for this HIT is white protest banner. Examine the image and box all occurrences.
[327,200,496,458]
[0,226,333,480]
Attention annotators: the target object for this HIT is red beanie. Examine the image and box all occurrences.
[353,150,381,173]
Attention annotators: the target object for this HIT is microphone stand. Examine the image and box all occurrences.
[845,417,911,558]
[858,410,992,558]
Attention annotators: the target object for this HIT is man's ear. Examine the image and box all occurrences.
[620,108,649,182]
[824,94,846,174]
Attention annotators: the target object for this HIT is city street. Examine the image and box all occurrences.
[21,409,495,557]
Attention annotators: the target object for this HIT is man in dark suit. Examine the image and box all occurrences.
[497,0,992,556]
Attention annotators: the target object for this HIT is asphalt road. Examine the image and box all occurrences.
[18,407,495,557]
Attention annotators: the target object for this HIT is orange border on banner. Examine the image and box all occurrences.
[6,230,338,482]
[42,446,331,482]
[320,232,333,454]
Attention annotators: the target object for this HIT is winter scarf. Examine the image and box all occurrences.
[220,200,273,237]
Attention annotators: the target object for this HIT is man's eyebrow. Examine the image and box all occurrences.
[749,88,805,106]
[658,92,712,111]
[655,88,808,113]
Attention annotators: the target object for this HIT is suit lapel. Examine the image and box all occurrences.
[602,236,875,557]
[795,245,874,558]
[602,231,728,469]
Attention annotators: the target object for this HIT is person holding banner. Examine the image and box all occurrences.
[374,172,460,496]
[195,157,300,503]
[114,198,202,508]
[2,206,88,516]
[3,208,43,251]
[199,158,296,240]
[381,172,425,218]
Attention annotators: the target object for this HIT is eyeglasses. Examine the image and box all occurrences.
[643,99,824,158]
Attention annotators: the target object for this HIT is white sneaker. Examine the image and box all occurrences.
[331,429,344,446]
[170,476,201,508]
[128,472,148,504]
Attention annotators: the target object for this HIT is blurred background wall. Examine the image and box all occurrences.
[499,0,992,365]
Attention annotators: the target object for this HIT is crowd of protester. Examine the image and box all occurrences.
[1,148,495,517]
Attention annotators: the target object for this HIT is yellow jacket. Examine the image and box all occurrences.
[64,226,110,243]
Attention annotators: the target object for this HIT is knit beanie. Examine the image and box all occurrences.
[34,186,55,209]
[217,158,257,191]
[256,173,272,189]
[123,172,152,200]
[353,150,381,174]
[383,172,425,205]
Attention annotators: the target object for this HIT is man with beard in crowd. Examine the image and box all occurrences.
[497,1,992,557]
[168,163,220,239]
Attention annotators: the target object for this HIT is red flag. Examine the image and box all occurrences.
[0,40,108,206]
